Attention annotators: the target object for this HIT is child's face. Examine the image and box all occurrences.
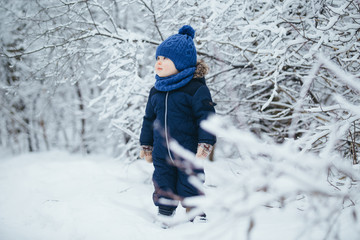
[155,56,179,77]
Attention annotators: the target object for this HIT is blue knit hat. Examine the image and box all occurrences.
[156,25,197,71]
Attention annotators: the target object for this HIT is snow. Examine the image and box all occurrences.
[0,151,159,240]
[0,150,334,240]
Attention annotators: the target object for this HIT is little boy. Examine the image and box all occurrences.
[139,25,216,222]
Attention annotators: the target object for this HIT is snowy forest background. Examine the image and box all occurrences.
[1,0,360,239]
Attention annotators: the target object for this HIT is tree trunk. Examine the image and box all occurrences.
[75,81,89,154]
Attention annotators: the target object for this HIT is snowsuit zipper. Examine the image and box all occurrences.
[165,91,175,163]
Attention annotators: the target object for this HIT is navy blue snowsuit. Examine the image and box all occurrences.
[140,77,216,210]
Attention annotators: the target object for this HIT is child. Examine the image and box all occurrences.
[139,25,216,222]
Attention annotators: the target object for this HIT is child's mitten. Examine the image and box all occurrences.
[140,145,153,163]
[196,143,213,158]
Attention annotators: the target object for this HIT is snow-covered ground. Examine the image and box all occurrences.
[0,150,357,240]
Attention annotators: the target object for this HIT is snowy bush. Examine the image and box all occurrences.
[1,0,359,160]
[189,114,360,240]
[174,113,359,239]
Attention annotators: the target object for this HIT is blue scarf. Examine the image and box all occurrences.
[155,67,196,91]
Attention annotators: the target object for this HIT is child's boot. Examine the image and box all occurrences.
[186,207,207,223]
[155,206,175,229]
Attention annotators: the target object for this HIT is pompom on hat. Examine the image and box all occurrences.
[156,25,197,71]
